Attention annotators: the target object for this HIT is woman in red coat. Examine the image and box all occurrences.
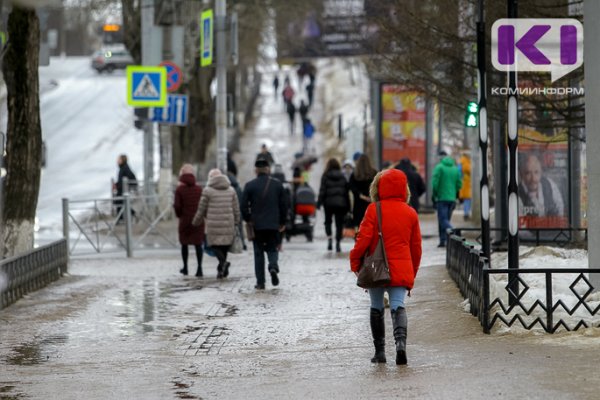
[350,169,422,365]
[174,164,205,277]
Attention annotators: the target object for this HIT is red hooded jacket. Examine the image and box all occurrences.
[349,169,422,289]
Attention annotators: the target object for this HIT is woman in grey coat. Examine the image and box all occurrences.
[193,169,241,279]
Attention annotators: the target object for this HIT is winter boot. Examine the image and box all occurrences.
[336,240,341,253]
[327,238,333,251]
[369,308,386,363]
[222,262,231,278]
[391,307,408,365]
[217,264,224,279]
[179,266,188,276]
[195,266,203,278]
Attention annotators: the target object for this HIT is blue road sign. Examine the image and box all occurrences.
[127,66,167,107]
[149,94,189,126]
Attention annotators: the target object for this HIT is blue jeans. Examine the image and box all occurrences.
[253,230,279,285]
[436,201,455,245]
[463,198,472,217]
[369,287,408,311]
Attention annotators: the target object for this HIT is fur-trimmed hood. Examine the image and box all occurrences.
[370,169,410,203]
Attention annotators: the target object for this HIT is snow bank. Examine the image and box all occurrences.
[488,246,600,333]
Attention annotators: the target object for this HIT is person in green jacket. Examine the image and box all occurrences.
[432,151,462,247]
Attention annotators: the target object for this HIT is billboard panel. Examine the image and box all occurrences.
[380,84,426,176]
[518,128,569,229]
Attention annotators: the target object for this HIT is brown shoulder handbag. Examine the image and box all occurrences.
[357,202,391,289]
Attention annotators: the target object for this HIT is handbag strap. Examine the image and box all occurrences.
[375,201,390,267]
[261,177,272,200]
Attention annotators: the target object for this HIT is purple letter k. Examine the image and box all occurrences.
[515,25,551,65]
[498,24,551,65]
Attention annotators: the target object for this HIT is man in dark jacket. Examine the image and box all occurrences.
[115,154,137,222]
[241,158,287,290]
[395,158,426,212]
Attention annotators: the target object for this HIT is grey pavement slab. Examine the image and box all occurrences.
[2,216,600,400]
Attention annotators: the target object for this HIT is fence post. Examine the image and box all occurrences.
[482,266,490,334]
[62,198,69,253]
[123,177,129,194]
[124,194,133,258]
[545,273,553,333]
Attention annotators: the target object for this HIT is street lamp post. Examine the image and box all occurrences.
[215,0,227,173]
[477,0,490,260]
[507,0,520,305]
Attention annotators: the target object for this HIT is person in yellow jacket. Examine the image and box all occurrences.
[458,151,472,220]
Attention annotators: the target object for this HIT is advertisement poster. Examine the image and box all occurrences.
[380,84,427,176]
[518,128,569,229]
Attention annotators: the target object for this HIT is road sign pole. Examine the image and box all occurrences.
[216,0,227,173]
[141,0,154,196]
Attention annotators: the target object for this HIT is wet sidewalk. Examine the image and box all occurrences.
[2,214,600,399]
[3,63,600,399]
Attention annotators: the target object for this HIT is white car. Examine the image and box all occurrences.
[91,47,134,73]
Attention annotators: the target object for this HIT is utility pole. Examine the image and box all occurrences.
[141,0,154,196]
[215,0,227,173]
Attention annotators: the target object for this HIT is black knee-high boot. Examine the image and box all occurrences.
[391,307,408,365]
[369,308,386,363]
[180,245,189,275]
[194,245,203,277]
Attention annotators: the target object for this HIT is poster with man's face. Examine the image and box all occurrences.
[518,128,569,229]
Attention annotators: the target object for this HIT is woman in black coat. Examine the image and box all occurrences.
[318,158,350,253]
[349,154,377,228]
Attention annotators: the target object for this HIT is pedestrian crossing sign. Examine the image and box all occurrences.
[126,66,167,107]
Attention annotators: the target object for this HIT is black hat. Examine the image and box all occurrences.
[438,150,448,157]
[255,157,269,168]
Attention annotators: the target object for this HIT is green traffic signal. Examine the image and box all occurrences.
[465,101,479,127]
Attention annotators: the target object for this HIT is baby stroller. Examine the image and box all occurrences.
[285,184,316,242]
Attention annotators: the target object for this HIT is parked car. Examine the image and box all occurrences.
[91,47,134,73]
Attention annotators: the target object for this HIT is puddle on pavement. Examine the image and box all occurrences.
[0,384,24,399]
[5,334,68,366]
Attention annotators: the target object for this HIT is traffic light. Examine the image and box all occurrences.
[465,101,479,127]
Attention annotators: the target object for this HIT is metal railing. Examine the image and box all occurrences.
[446,234,600,334]
[63,187,178,257]
[452,227,588,247]
[0,239,68,309]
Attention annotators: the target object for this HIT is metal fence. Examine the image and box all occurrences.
[446,234,600,334]
[0,239,68,309]
[452,227,588,247]
[63,188,178,257]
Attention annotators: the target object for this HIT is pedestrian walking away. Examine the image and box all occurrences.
[302,117,315,154]
[318,158,350,253]
[114,154,137,223]
[395,158,426,213]
[256,144,275,167]
[458,150,472,220]
[287,101,297,136]
[299,100,309,122]
[432,151,462,247]
[350,169,422,365]
[349,154,377,228]
[282,83,295,106]
[192,169,241,279]
[273,75,279,100]
[173,164,204,277]
[241,158,287,290]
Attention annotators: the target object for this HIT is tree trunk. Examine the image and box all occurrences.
[172,59,215,175]
[121,0,141,64]
[1,7,42,258]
